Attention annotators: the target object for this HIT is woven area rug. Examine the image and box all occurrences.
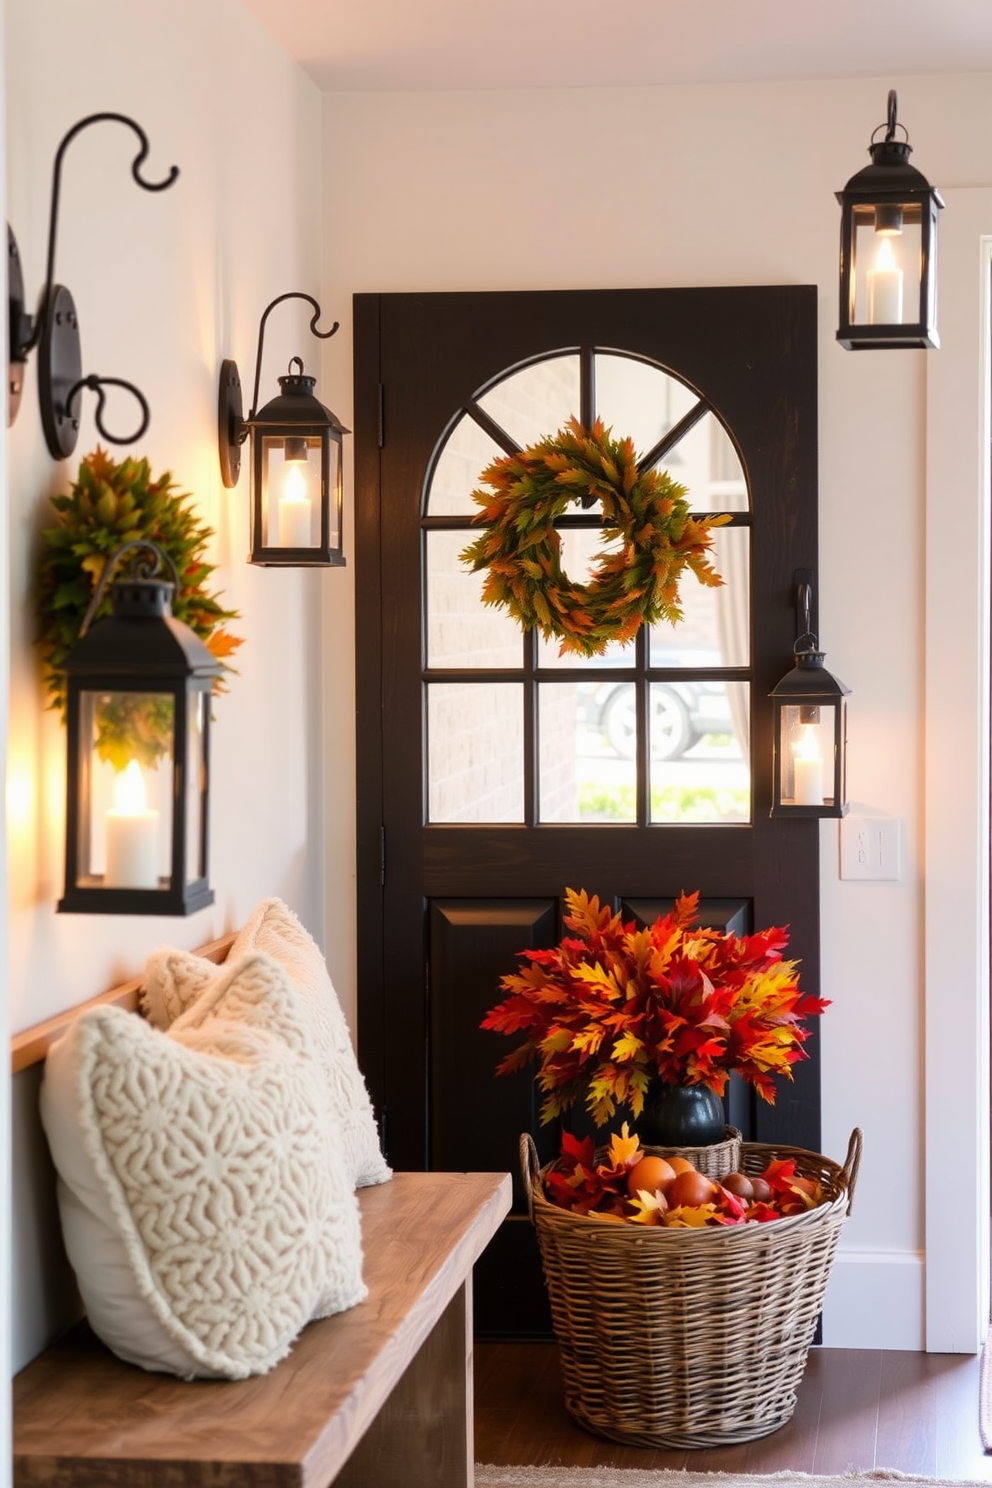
[476,1470,992,1488]
[981,1320,992,1452]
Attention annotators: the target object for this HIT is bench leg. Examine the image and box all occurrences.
[334,1281,474,1488]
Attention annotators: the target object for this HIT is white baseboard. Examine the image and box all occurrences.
[820,1249,925,1350]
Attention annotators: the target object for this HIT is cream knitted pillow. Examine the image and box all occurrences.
[40,950,367,1380]
[142,899,391,1189]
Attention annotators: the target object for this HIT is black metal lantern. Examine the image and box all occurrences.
[770,582,850,818]
[58,543,222,915]
[836,89,944,350]
[218,292,347,567]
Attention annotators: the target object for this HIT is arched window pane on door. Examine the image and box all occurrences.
[476,354,580,451]
[427,417,506,517]
[595,352,700,456]
[422,350,752,825]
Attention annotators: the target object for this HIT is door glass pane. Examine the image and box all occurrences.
[427,682,524,822]
[426,531,522,668]
[649,681,750,823]
[536,527,634,669]
[539,681,636,823]
[648,408,749,513]
[477,354,580,450]
[594,353,700,458]
[427,416,506,516]
[649,525,751,668]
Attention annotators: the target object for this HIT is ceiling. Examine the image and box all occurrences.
[238,0,992,92]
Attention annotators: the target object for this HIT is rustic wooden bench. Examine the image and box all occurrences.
[11,941,512,1488]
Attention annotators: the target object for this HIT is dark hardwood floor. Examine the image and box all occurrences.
[475,1342,992,1480]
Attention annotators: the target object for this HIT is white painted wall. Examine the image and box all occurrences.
[7,0,329,1367]
[320,75,992,1349]
[6,0,329,1040]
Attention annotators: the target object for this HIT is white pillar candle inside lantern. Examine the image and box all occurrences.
[277,456,312,548]
[105,759,160,889]
[867,234,904,324]
[792,724,825,806]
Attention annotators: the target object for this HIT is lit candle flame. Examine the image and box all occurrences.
[794,725,822,763]
[114,759,149,814]
[283,463,307,501]
[875,235,897,272]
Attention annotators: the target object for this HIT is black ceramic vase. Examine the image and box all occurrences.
[638,1081,726,1147]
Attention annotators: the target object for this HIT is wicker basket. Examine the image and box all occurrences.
[648,1127,742,1180]
[521,1126,862,1449]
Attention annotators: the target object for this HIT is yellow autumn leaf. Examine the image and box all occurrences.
[607,1122,641,1169]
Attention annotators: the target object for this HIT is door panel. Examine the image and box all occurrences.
[429,898,558,1188]
[354,288,822,1275]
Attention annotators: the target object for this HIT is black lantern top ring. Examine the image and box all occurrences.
[79,540,180,637]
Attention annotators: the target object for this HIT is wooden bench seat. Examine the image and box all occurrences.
[13,1168,512,1488]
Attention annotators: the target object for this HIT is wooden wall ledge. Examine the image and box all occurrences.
[10,933,237,1075]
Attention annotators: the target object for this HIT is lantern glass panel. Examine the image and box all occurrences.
[78,689,174,890]
[262,434,323,548]
[849,201,923,328]
[184,689,207,885]
[778,702,837,809]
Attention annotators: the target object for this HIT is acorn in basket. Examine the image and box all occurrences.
[482,887,830,1148]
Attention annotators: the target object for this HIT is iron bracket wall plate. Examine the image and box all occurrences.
[7,224,28,426]
[218,358,244,489]
[38,283,83,458]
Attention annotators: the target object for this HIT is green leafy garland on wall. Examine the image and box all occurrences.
[460,417,729,657]
[35,447,243,768]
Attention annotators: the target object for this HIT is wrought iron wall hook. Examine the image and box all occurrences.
[793,569,820,658]
[66,374,151,448]
[247,292,339,420]
[6,112,179,456]
[219,291,340,489]
[871,89,908,150]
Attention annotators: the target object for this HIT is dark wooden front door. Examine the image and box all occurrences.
[354,286,821,1335]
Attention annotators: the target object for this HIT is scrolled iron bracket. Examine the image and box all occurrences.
[7,112,179,458]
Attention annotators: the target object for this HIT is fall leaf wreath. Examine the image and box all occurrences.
[35,447,243,770]
[460,416,730,656]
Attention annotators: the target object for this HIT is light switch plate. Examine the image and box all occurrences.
[839,815,902,881]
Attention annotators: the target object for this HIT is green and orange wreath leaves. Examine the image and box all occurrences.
[460,416,730,657]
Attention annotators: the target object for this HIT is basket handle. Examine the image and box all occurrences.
[520,1132,541,1222]
[841,1127,863,1215]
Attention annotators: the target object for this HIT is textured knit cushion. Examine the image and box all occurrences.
[142,899,391,1189]
[39,950,367,1380]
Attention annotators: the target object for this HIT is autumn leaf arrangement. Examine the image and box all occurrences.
[482,887,829,1129]
[460,416,729,657]
[35,447,243,769]
[547,1124,825,1228]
